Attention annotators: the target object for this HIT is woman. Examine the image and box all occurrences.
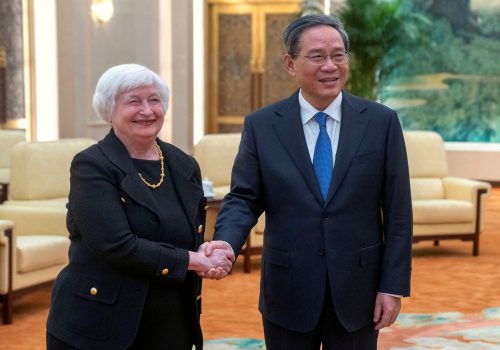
[46,64,233,350]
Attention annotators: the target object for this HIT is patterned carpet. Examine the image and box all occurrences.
[382,307,500,349]
[0,189,499,349]
[205,308,500,349]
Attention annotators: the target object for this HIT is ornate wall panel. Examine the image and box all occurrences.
[263,12,297,106]
[218,14,252,117]
[206,0,300,133]
[0,0,25,128]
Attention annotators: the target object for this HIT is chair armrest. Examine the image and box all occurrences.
[0,219,14,245]
[442,177,491,202]
[0,220,14,295]
[0,206,68,237]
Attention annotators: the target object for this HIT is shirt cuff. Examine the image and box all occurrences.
[380,292,403,298]
[221,240,236,262]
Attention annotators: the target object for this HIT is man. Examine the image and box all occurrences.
[206,13,412,349]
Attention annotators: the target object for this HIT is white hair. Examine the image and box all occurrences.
[92,64,169,122]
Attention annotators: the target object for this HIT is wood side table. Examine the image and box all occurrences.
[205,197,223,241]
[204,196,263,273]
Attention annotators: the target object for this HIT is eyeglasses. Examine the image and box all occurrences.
[293,51,350,65]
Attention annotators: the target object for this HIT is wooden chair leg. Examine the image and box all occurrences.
[3,227,14,324]
[472,188,487,257]
[473,237,479,256]
[2,293,13,324]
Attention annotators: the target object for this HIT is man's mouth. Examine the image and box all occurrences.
[319,77,338,83]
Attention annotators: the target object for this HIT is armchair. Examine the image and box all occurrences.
[0,138,95,324]
[194,133,264,272]
[0,130,26,203]
[404,131,491,255]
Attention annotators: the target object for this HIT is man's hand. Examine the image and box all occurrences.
[203,240,235,262]
[373,293,401,330]
[193,241,235,279]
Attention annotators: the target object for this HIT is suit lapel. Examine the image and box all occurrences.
[98,131,203,235]
[98,130,160,216]
[272,91,324,205]
[325,92,369,205]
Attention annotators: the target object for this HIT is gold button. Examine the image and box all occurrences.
[204,205,209,210]
[197,225,204,233]
[90,287,98,295]
[161,268,169,276]
[196,295,201,301]
[120,197,126,203]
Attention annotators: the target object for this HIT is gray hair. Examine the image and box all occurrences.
[92,63,169,122]
[283,14,350,55]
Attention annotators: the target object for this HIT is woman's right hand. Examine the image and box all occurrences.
[188,248,233,279]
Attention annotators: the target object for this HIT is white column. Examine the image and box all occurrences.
[193,0,205,145]
[33,0,59,141]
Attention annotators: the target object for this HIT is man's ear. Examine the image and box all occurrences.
[283,54,296,77]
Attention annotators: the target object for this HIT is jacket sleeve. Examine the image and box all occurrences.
[379,112,413,297]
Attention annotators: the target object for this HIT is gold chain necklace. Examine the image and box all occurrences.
[138,142,165,189]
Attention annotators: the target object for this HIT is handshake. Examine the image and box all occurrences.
[188,240,235,280]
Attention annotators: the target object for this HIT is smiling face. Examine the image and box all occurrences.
[284,25,349,111]
[109,85,165,148]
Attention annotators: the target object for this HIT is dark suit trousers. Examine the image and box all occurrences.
[263,286,379,350]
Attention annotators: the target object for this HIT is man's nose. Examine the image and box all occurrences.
[321,56,339,69]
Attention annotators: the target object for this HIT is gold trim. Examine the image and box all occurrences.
[217,116,244,124]
[0,47,6,67]
[2,119,27,129]
[22,0,35,141]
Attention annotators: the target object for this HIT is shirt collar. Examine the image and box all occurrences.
[299,89,342,126]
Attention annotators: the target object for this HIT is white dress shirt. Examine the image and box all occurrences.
[299,89,342,169]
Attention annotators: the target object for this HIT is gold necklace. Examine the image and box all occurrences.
[138,142,165,189]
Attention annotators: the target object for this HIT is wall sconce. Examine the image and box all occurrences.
[91,0,114,24]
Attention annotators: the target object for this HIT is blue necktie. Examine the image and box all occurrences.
[313,112,333,201]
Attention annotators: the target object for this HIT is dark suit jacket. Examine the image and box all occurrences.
[46,129,207,350]
[214,90,412,333]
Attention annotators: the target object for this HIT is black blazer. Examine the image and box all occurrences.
[214,90,413,333]
[46,130,207,350]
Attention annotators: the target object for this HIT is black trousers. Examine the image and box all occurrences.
[263,288,378,350]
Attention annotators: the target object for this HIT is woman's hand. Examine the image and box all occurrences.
[188,244,233,279]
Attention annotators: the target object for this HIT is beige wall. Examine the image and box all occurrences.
[55,0,196,154]
[446,144,500,182]
[57,0,160,141]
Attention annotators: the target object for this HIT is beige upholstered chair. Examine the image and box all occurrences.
[0,138,95,324]
[404,131,491,255]
[194,133,242,197]
[0,130,26,203]
[194,133,264,272]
